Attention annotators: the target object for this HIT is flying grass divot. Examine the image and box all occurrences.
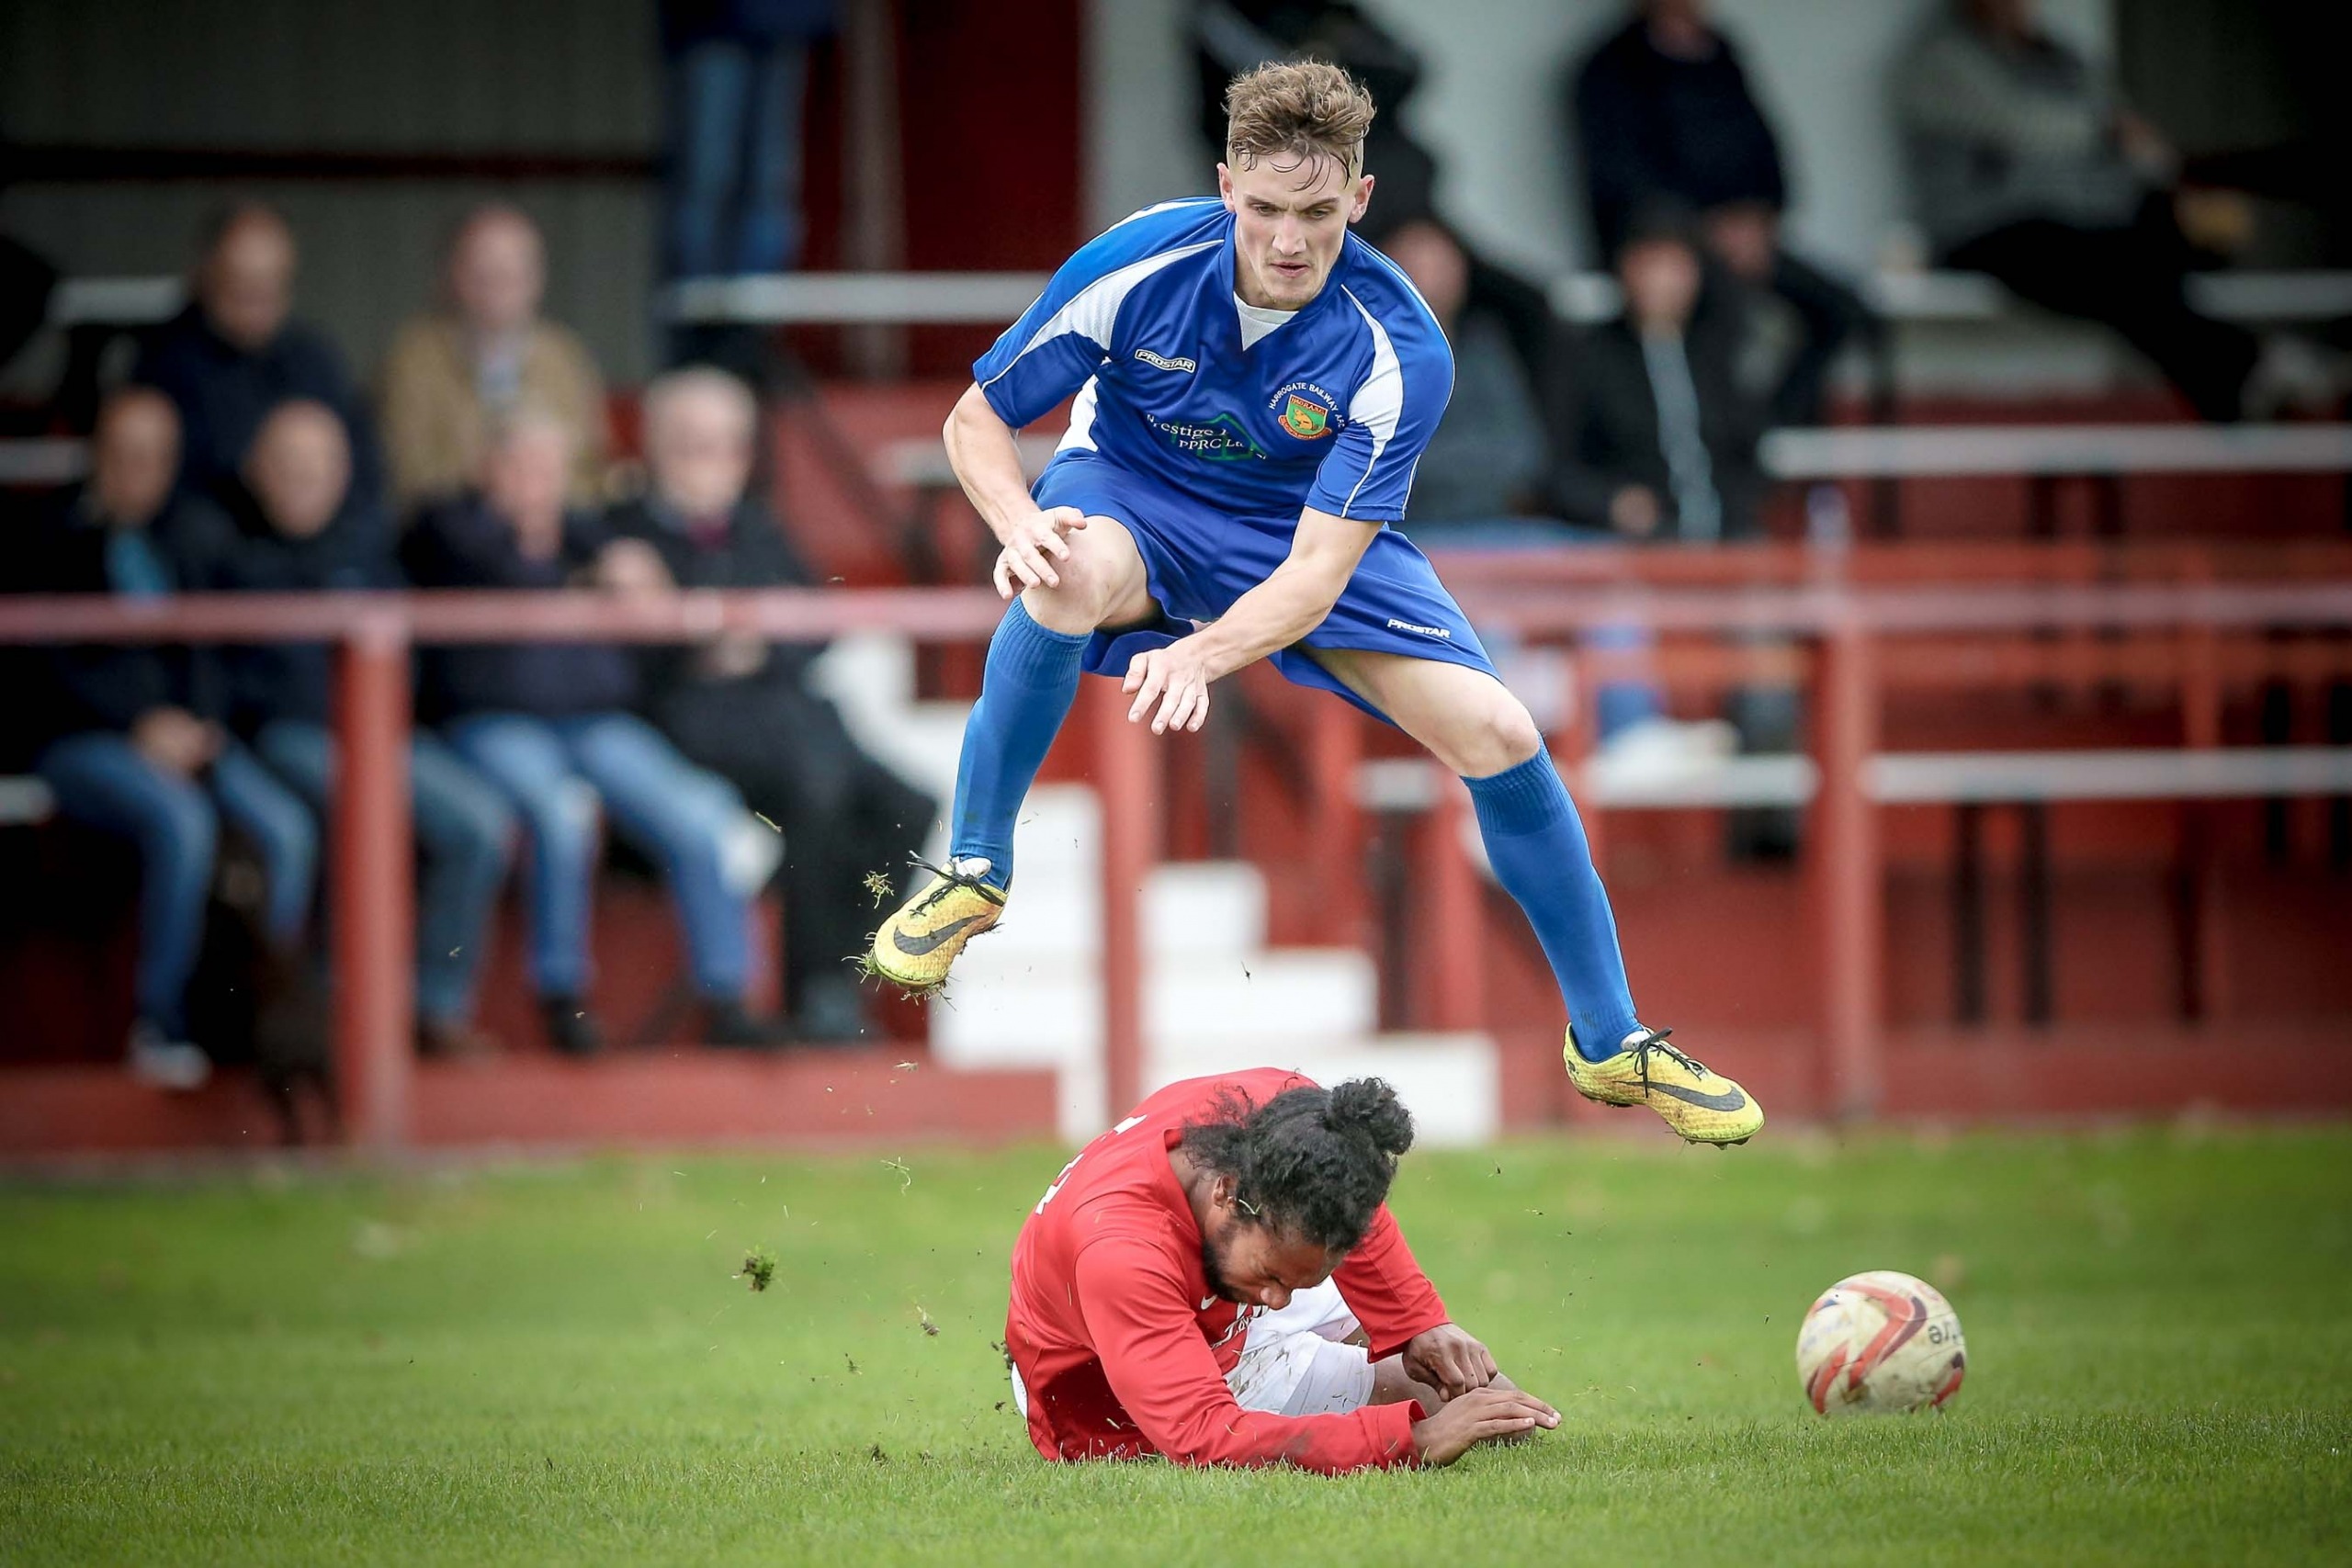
[735,1247,779,1292]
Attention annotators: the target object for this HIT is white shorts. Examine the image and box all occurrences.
[1012,1280,1375,1422]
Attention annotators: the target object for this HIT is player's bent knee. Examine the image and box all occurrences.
[1453,696,1544,777]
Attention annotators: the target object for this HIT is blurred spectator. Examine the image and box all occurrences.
[1571,0,1868,426]
[1894,0,2294,422]
[17,389,316,1089]
[1383,220,1564,531]
[134,204,383,508]
[1193,1,1439,231]
[1551,207,1770,544]
[379,205,609,512]
[606,368,935,1043]
[405,411,783,1054]
[661,0,836,281]
[173,401,514,1058]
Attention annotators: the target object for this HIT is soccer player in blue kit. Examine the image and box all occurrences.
[868,60,1761,1145]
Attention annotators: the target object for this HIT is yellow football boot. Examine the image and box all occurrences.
[864,859,1006,995]
[1566,1027,1763,1145]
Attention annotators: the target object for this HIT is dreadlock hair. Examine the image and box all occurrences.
[1177,1078,1415,1253]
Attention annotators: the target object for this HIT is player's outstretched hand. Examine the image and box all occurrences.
[1410,1387,1560,1467]
[992,505,1088,599]
[1401,1323,1500,1401]
[1122,637,1214,735]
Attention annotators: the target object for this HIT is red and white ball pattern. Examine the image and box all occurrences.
[1795,1269,1966,1416]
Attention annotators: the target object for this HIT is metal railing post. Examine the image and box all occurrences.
[1816,611,1883,1118]
[1091,680,1154,1124]
[333,612,414,1151]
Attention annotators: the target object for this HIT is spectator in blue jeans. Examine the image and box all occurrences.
[404,410,782,1054]
[171,401,515,1057]
[17,389,317,1089]
[661,0,836,281]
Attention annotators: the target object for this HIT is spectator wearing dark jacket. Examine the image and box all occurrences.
[605,368,935,1042]
[407,410,782,1054]
[1572,0,1868,425]
[17,389,315,1088]
[135,204,385,510]
[1382,219,1568,533]
[1552,209,1771,544]
[173,400,513,1056]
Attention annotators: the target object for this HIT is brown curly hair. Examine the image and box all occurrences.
[1223,60,1377,182]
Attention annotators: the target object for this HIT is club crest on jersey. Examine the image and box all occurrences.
[1134,347,1197,374]
[1270,381,1340,441]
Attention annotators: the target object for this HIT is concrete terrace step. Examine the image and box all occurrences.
[1142,1032,1501,1147]
[930,946,1378,1064]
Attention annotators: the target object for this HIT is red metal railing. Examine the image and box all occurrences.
[5,558,2350,1144]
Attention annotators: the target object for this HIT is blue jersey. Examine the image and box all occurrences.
[973,198,1453,525]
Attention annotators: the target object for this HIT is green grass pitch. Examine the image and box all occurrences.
[4,1125,2347,1565]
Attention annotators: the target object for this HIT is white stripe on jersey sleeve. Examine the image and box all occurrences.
[1338,286,1405,519]
[1058,376,1102,455]
[981,240,1222,393]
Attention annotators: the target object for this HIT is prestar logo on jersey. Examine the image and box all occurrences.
[1144,411,1263,461]
[1269,380,1341,441]
[1133,347,1197,374]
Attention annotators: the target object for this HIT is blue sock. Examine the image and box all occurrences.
[949,599,1088,887]
[1464,752,1642,1059]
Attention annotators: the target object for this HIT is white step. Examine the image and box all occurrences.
[932,947,1376,1063]
[978,858,1267,962]
[1141,1032,1501,1147]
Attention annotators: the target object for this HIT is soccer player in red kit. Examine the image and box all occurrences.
[1005,1070,1558,1472]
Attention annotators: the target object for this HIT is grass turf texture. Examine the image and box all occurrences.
[3,1127,2347,1566]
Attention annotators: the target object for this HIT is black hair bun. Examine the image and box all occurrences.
[1324,1077,1414,1159]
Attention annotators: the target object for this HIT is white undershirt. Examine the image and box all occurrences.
[1234,294,1297,350]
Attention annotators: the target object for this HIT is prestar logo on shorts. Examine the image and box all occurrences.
[1386,617,1452,639]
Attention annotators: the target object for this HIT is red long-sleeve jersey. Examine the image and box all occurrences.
[1005,1069,1451,1473]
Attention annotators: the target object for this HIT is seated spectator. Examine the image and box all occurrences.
[379,204,608,512]
[1894,0,2300,422]
[173,401,514,1058]
[1384,220,1570,535]
[405,411,782,1054]
[1552,206,1770,544]
[605,369,936,1043]
[1571,0,1869,426]
[135,204,384,507]
[17,389,316,1089]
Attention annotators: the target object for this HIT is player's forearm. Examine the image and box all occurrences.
[1185,561,1347,680]
[944,383,1040,540]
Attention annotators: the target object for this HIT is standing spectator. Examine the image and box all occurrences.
[606,369,935,1043]
[134,204,384,508]
[173,401,514,1058]
[406,411,783,1054]
[17,389,317,1089]
[1571,0,1868,425]
[1892,0,2342,422]
[379,205,609,513]
[661,0,836,281]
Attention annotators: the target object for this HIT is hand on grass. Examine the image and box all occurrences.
[1122,637,1213,735]
[991,506,1088,599]
[1402,1323,1500,1400]
[1410,1387,1560,1466]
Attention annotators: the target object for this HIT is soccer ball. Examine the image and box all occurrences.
[1794,1269,1966,1416]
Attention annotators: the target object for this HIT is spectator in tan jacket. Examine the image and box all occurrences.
[379,204,608,510]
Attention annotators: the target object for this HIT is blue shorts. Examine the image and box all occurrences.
[1033,454,1497,725]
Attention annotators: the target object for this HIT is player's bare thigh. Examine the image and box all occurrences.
[1018,513,1160,636]
[1304,647,1544,778]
